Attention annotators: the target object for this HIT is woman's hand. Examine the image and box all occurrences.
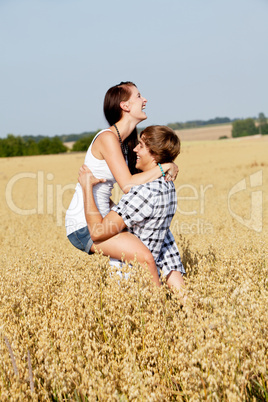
[78,164,106,188]
[165,162,179,182]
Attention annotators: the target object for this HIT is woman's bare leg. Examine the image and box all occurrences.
[90,231,161,286]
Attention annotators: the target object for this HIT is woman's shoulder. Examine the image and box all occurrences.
[93,129,116,144]
[94,129,122,152]
[90,128,121,160]
[93,128,112,140]
[98,128,113,135]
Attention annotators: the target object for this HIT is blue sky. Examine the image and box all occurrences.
[1,0,267,137]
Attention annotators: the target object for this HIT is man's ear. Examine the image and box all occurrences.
[120,101,129,112]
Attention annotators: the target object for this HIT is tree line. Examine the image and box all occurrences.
[0,135,67,157]
[1,114,267,157]
[168,117,233,130]
[0,132,97,157]
[22,131,97,144]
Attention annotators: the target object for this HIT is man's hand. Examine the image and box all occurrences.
[78,164,106,188]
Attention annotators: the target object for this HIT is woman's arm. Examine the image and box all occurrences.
[96,131,178,193]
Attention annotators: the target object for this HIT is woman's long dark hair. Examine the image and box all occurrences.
[103,81,139,174]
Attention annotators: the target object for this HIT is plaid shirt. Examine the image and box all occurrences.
[112,177,185,276]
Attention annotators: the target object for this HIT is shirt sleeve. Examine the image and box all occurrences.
[112,185,154,228]
[157,229,186,277]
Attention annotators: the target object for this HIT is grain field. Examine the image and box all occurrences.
[175,124,233,141]
[0,136,267,400]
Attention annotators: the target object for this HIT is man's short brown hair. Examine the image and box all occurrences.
[140,125,181,163]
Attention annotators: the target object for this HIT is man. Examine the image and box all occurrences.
[79,125,185,291]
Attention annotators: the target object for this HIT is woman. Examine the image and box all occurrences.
[65,82,178,286]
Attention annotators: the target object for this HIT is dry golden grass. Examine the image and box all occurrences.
[0,136,267,401]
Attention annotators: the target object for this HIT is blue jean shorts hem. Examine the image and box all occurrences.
[67,226,93,254]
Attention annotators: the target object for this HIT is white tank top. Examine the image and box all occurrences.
[65,129,116,235]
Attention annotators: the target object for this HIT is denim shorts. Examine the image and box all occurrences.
[67,226,94,254]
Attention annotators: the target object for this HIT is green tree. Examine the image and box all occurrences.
[260,123,268,135]
[38,137,67,154]
[0,135,67,157]
[232,119,258,138]
[48,137,67,154]
[258,112,268,135]
[72,133,96,152]
[38,138,52,154]
[23,139,40,155]
[258,112,266,125]
[0,134,24,157]
[167,122,183,130]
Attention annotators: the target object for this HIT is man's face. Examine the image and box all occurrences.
[133,137,155,171]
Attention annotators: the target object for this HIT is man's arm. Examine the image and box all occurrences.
[78,165,126,241]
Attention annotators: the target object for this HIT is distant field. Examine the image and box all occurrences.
[1,136,267,400]
[175,123,233,141]
[64,124,264,147]
[63,125,233,149]
[64,141,75,149]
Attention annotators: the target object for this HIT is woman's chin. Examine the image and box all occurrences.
[139,113,147,122]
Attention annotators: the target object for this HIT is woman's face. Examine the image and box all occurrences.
[126,86,147,123]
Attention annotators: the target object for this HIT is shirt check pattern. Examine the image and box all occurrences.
[112,177,185,276]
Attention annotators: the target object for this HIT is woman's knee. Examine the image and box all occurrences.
[139,249,155,267]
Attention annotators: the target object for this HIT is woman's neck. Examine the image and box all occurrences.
[111,119,137,142]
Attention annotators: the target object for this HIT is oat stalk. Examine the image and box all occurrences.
[4,336,19,378]
[27,349,34,393]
